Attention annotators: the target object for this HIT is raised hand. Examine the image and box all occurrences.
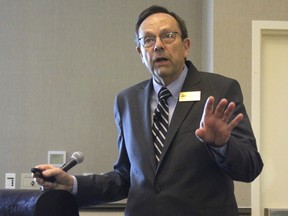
[195,96,244,147]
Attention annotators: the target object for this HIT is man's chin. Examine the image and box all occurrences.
[154,68,171,77]
[152,70,173,84]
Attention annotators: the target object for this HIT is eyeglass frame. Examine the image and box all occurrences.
[138,32,181,48]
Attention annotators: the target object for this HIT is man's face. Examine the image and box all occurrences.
[136,13,190,86]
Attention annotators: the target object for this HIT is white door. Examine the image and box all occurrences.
[252,21,288,216]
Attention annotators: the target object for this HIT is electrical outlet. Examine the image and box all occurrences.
[21,173,39,189]
[5,173,16,189]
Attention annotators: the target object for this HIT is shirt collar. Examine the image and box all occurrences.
[152,65,188,100]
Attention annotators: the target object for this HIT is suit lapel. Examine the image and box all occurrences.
[136,80,158,172]
[157,62,203,170]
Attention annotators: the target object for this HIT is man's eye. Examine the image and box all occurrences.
[144,37,154,43]
[163,33,173,38]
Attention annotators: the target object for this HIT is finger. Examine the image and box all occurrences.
[195,128,204,139]
[42,181,54,188]
[40,181,56,191]
[42,167,62,179]
[33,165,60,182]
[204,96,215,115]
[34,164,59,177]
[228,113,244,130]
[222,102,236,122]
[34,176,44,185]
[35,164,55,170]
[214,98,228,118]
[195,128,205,143]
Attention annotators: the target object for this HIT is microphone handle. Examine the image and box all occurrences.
[61,159,77,172]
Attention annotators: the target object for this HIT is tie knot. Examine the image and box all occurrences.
[158,87,171,102]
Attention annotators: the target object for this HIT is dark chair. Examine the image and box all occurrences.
[0,189,79,216]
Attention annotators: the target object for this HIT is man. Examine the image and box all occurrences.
[34,5,263,216]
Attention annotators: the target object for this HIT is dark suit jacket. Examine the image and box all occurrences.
[75,61,263,216]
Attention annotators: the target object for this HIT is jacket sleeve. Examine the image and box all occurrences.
[213,79,263,182]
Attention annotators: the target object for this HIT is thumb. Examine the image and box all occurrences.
[195,128,205,142]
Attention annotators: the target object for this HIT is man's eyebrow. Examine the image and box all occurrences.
[141,29,174,37]
[140,31,155,37]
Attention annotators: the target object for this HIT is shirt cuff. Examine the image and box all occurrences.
[207,143,228,164]
[210,144,227,156]
[71,175,78,195]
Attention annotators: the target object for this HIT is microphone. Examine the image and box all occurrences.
[31,151,84,182]
[60,151,84,172]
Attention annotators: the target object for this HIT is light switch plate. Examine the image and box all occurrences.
[21,173,39,189]
[48,151,66,167]
[5,173,16,189]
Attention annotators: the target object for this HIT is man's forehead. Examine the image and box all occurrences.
[139,13,178,34]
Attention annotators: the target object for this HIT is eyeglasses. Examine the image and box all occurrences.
[138,32,180,48]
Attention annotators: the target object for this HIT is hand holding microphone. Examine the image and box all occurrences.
[32,151,84,183]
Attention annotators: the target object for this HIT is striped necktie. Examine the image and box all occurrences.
[152,87,172,163]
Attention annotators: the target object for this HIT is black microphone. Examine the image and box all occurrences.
[31,151,84,182]
[60,151,84,172]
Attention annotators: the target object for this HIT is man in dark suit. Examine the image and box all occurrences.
[34,5,263,216]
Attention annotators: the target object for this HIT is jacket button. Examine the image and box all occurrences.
[154,185,161,193]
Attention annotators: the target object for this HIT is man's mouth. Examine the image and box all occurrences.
[154,57,169,63]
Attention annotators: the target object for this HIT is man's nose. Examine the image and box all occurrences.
[153,37,164,52]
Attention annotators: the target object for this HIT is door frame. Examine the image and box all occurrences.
[251,20,288,216]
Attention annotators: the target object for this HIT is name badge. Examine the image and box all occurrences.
[179,91,201,102]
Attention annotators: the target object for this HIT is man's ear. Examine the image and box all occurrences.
[136,46,142,56]
[136,46,144,63]
[183,38,190,59]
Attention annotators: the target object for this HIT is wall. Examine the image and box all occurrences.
[79,210,123,216]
